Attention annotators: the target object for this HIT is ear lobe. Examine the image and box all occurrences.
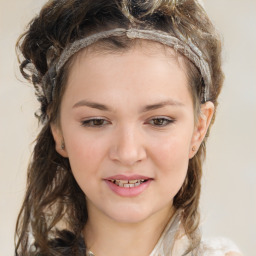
[50,123,69,158]
[189,101,215,158]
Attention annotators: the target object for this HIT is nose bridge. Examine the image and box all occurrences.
[109,123,146,166]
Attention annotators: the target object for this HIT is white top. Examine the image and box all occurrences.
[150,211,242,256]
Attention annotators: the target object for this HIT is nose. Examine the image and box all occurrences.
[109,125,147,166]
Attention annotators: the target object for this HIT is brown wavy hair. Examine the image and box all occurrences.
[15,0,224,255]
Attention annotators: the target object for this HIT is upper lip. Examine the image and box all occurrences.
[105,174,152,181]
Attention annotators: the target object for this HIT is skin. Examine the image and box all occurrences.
[51,41,214,256]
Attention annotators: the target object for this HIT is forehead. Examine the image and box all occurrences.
[71,39,188,73]
[68,41,187,81]
[63,40,192,108]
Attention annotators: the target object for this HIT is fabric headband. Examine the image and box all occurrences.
[43,28,211,103]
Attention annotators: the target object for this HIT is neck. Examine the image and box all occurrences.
[83,204,175,256]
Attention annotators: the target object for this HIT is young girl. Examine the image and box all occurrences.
[15,0,242,255]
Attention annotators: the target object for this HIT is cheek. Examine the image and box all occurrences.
[150,132,191,169]
[149,131,192,192]
[62,126,108,179]
[64,134,110,198]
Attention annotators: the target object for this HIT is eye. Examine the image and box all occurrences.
[81,118,110,127]
[147,117,175,127]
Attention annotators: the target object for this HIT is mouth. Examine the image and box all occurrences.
[108,179,148,188]
[104,175,152,197]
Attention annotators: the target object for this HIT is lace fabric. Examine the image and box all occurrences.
[200,237,242,256]
[149,211,242,256]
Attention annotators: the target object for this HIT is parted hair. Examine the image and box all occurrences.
[15,0,224,255]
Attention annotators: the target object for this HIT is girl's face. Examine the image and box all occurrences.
[52,42,213,223]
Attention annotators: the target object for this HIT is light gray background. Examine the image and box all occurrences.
[0,0,255,255]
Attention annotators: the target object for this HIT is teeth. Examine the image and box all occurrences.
[128,180,137,184]
[110,179,147,187]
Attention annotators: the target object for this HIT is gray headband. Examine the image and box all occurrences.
[44,28,211,103]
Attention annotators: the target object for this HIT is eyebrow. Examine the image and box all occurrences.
[141,100,184,112]
[72,99,184,112]
[73,100,111,111]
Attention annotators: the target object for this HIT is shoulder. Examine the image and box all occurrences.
[200,237,243,256]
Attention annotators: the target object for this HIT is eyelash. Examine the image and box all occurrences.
[146,117,175,127]
[81,118,110,128]
[80,117,175,128]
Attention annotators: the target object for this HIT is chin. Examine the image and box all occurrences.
[104,205,155,224]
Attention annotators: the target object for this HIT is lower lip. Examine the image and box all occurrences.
[105,180,152,197]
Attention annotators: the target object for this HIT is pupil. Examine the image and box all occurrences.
[154,119,163,125]
[94,119,103,125]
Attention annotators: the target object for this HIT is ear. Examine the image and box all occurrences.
[50,123,69,158]
[189,101,215,158]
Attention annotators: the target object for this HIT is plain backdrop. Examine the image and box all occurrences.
[0,0,255,255]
